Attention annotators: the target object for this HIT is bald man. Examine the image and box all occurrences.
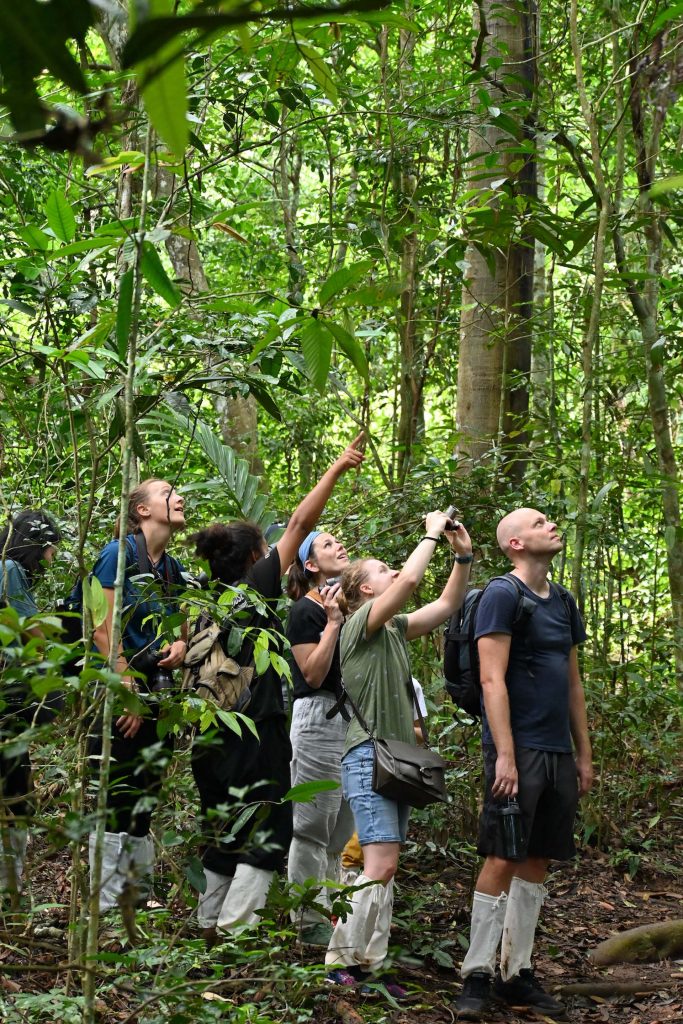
[454,509,592,1021]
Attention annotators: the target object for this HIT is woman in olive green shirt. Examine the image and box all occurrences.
[325,510,473,996]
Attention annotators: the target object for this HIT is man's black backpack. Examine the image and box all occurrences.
[443,574,571,718]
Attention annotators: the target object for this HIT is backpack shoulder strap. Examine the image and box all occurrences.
[549,581,573,623]
[133,531,150,576]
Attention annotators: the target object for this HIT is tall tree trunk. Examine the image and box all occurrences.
[456,0,537,481]
[394,23,422,485]
[155,168,264,475]
[612,29,683,688]
[569,0,610,602]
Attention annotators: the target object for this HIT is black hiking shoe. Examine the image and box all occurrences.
[453,971,492,1020]
[493,968,567,1019]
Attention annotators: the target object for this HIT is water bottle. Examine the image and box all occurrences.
[499,798,524,860]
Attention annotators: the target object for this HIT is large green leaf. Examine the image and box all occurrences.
[46,237,120,260]
[298,44,338,103]
[116,269,135,363]
[319,259,374,306]
[649,175,683,198]
[82,577,108,630]
[45,191,77,243]
[141,58,188,157]
[299,318,333,393]
[140,243,181,307]
[337,279,402,308]
[284,780,341,803]
[155,404,276,527]
[133,0,189,158]
[325,320,369,382]
[0,0,92,131]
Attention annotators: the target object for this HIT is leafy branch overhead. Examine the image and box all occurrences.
[121,0,398,66]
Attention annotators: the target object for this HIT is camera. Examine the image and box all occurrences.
[131,647,175,693]
[318,576,341,593]
[444,504,462,530]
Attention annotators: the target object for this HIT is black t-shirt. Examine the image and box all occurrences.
[287,594,342,701]
[241,547,287,722]
[474,576,587,752]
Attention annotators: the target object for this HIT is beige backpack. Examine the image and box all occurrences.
[181,615,255,714]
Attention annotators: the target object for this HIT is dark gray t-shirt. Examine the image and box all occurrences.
[475,576,586,752]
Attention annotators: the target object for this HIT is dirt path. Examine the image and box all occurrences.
[1,838,682,1022]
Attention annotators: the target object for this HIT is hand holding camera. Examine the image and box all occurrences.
[318,577,343,623]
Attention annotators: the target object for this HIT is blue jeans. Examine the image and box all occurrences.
[341,741,411,845]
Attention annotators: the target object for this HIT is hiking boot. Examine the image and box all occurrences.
[493,968,567,1019]
[299,921,333,946]
[453,971,492,1021]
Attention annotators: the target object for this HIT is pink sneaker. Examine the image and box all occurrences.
[326,968,358,988]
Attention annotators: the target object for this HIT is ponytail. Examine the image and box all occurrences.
[287,559,312,601]
[338,560,371,617]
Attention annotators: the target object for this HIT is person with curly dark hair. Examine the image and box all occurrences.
[191,435,364,940]
[0,509,61,895]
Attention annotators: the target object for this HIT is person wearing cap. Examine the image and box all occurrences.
[191,435,364,939]
[0,509,61,896]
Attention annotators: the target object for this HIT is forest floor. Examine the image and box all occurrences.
[1,824,682,1024]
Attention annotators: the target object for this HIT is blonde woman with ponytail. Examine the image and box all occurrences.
[325,510,474,997]
[88,479,187,914]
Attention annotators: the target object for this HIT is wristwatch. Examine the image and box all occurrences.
[455,553,474,564]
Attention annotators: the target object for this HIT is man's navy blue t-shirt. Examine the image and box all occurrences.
[91,535,185,659]
[474,576,586,752]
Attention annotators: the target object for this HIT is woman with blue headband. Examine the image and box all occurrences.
[191,434,364,941]
[285,528,354,946]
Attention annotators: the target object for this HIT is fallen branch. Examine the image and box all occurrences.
[330,997,365,1024]
[590,919,683,965]
[556,981,673,997]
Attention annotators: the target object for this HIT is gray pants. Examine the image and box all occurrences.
[288,693,355,928]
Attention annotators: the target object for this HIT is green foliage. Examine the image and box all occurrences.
[0,0,92,131]
[0,0,682,1017]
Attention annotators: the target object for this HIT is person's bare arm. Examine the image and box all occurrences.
[568,647,593,796]
[92,587,142,740]
[291,589,343,688]
[404,525,473,639]
[276,434,364,571]
[365,511,449,635]
[478,633,517,798]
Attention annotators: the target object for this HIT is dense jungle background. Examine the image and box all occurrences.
[0,0,682,1021]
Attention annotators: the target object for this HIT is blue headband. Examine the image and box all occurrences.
[298,531,321,568]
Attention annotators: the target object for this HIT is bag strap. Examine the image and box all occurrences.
[134,531,182,599]
[409,677,432,748]
[337,677,433,750]
[324,690,352,722]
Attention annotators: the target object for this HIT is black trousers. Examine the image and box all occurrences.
[0,749,32,821]
[192,716,293,877]
[0,701,34,821]
[89,714,174,837]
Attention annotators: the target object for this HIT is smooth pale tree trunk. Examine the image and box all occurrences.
[456,0,536,481]
[154,167,264,475]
